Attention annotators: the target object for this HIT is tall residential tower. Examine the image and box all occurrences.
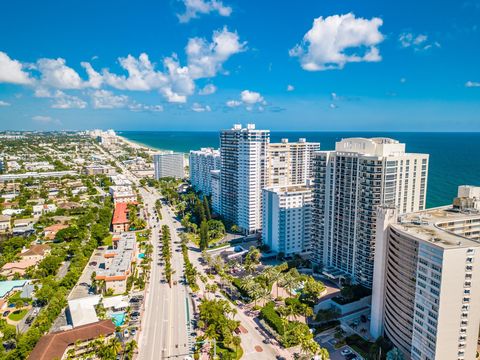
[219,124,270,234]
[189,148,221,195]
[312,137,429,288]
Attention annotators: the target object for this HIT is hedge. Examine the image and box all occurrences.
[259,301,285,335]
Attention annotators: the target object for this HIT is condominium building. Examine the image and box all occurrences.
[109,185,136,204]
[153,152,185,179]
[371,189,480,360]
[312,137,429,288]
[210,170,221,215]
[220,124,269,234]
[267,138,320,187]
[189,147,221,195]
[262,185,313,256]
[96,232,137,294]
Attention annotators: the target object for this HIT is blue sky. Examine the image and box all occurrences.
[0,0,479,131]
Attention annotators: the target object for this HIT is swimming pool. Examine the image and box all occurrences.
[110,312,126,326]
[138,253,145,259]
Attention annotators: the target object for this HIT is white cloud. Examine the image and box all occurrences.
[91,90,129,109]
[198,83,217,95]
[81,62,103,88]
[465,81,480,88]
[102,53,168,91]
[240,90,264,104]
[32,115,61,125]
[226,100,241,107]
[191,102,211,112]
[329,103,338,109]
[287,84,295,91]
[0,51,32,84]
[37,57,87,89]
[398,32,440,51]
[186,27,246,79]
[177,0,232,23]
[0,100,10,107]
[128,102,164,112]
[51,93,87,109]
[290,13,384,71]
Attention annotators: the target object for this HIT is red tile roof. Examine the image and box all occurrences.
[112,202,129,225]
[28,320,116,360]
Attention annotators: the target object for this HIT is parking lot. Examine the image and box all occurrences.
[68,247,105,300]
[315,329,363,360]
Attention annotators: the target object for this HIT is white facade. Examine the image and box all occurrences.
[210,170,221,215]
[109,186,136,204]
[262,185,312,256]
[153,152,185,179]
[371,196,480,360]
[267,138,320,187]
[312,137,429,288]
[189,148,221,195]
[220,124,269,234]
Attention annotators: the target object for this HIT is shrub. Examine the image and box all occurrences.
[259,301,285,335]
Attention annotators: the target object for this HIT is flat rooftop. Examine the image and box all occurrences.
[395,206,480,249]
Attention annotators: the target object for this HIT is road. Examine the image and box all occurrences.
[138,187,192,359]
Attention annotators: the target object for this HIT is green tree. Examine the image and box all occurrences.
[199,220,209,250]
[203,196,211,221]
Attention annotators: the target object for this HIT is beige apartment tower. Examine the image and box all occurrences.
[371,187,480,360]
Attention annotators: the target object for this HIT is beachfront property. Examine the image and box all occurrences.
[262,185,313,256]
[220,124,270,234]
[371,187,480,360]
[210,169,221,215]
[153,151,185,180]
[189,147,221,196]
[28,320,116,360]
[95,232,137,294]
[311,137,429,288]
[267,138,320,187]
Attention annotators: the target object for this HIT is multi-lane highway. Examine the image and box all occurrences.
[138,187,192,359]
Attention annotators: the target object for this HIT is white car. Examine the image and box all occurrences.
[341,348,352,356]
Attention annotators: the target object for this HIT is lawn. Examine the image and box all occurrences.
[8,309,28,322]
[135,230,149,242]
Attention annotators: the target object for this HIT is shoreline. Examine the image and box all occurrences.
[117,135,189,155]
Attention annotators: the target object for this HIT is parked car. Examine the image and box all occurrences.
[25,316,34,325]
[89,261,98,266]
[2,311,10,317]
[131,311,140,317]
[130,328,137,336]
[123,329,130,338]
[341,348,352,356]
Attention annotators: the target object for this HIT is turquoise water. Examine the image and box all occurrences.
[138,253,145,259]
[119,131,480,208]
[110,312,126,326]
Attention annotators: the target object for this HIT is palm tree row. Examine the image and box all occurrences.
[161,224,174,286]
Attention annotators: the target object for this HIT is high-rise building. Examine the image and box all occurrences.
[189,148,221,195]
[220,124,269,234]
[210,170,221,215]
[153,152,185,180]
[267,138,320,187]
[371,188,480,360]
[262,185,313,256]
[312,137,429,288]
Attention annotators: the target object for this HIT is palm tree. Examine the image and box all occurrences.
[317,348,330,360]
[109,336,123,356]
[123,340,138,360]
[280,268,302,296]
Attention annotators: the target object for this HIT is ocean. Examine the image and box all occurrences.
[119,131,480,209]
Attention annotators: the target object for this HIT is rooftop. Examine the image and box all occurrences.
[0,280,28,298]
[28,320,116,360]
[112,202,129,225]
[395,205,480,249]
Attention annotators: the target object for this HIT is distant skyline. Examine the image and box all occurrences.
[0,0,479,131]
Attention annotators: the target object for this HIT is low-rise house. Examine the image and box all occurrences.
[0,280,29,309]
[44,224,69,240]
[1,259,37,278]
[32,204,57,217]
[20,244,51,261]
[28,320,116,360]
[0,215,11,233]
[2,208,24,216]
[12,218,35,236]
[96,232,137,294]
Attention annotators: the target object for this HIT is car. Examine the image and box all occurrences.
[25,316,34,325]
[341,348,352,356]
[345,355,358,360]
[129,298,139,303]
[123,329,130,338]
[89,261,98,266]
[79,282,89,287]
[130,328,137,336]
[131,311,140,317]
[2,311,10,317]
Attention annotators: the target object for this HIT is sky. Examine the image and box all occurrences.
[0,0,479,131]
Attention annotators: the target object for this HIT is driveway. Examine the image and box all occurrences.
[68,247,105,300]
